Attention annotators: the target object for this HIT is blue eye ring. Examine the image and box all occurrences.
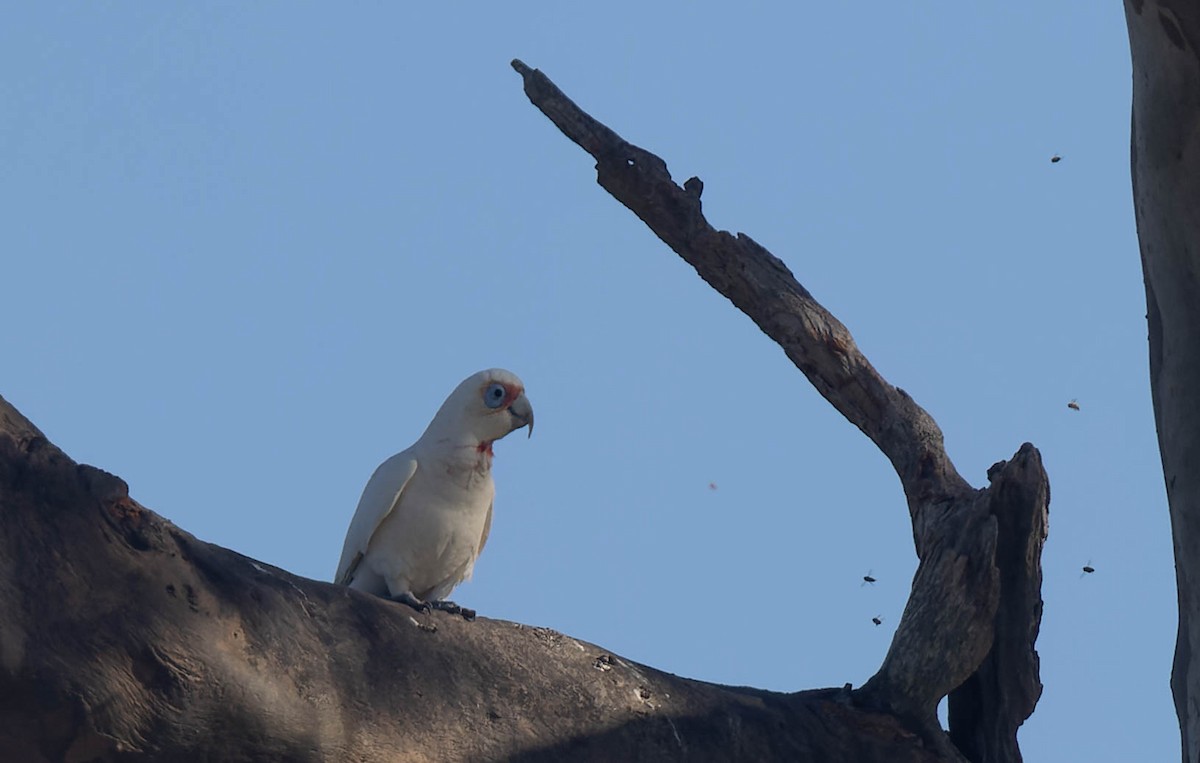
[484,382,507,409]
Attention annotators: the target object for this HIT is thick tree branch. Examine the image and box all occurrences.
[512,60,1047,761]
[0,393,956,762]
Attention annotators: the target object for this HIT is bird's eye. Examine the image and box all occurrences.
[484,383,506,409]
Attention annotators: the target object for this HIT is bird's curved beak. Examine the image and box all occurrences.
[508,393,534,438]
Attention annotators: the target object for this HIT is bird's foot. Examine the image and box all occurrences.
[430,600,476,621]
[391,592,430,613]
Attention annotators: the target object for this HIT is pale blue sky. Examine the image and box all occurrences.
[2,3,1172,760]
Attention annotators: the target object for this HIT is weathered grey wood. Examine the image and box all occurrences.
[512,60,1048,761]
[1124,2,1200,760]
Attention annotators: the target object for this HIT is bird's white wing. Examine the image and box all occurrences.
[477,500,493,558]
[335,453,419,585]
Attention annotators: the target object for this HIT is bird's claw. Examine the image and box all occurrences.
[431,600,476,621]
[391,592,430,613]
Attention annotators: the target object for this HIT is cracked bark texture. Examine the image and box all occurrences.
[1124,2,1200,760]
[512,61,1048,762]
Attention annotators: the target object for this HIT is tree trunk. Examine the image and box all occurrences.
[1124,2,1200,760]
[0,63,1050,762]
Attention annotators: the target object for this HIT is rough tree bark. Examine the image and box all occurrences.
[0,64,1048,762]
[1124,2,1200,761]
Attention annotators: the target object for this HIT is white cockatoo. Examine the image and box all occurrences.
[335,368,533,619]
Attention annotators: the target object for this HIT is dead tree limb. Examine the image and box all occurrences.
[512,59,1048,762]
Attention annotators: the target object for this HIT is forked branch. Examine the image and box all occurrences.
[512,60,1046,761]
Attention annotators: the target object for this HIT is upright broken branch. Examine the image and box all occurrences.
[512,59,1048,761]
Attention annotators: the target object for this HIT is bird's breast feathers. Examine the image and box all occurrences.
[435,444,493,490]
[366,462,494,593]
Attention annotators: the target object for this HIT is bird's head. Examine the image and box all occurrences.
[425,368,534,448]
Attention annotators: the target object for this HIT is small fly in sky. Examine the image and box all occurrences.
[1068,399,1080,411]
[862,571,876,586]
[1051,155,1062,163]
[872,616,883,626]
